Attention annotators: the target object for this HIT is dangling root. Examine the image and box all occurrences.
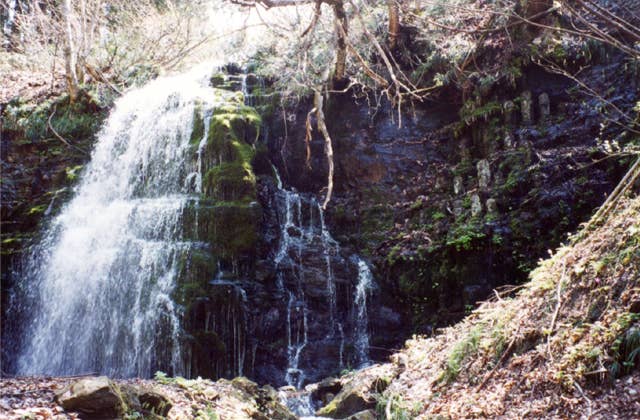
[313,86,334,210]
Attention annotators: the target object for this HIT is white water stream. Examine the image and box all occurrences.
[15,66,223,377]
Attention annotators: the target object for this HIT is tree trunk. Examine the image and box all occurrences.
[332,1,347,81]
[388,0,400,49]
[62,0,79,103]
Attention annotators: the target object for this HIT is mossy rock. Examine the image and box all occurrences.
[193,202,261,258]
[316,365,393,419]
[206,106,260,153]
[190,102,205,145]
[203,162,256,203]
[173,247,219,306]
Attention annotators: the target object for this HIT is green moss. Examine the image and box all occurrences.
[195,202,261,258]
[190,103,205,145]
[65,165,83,182]
[28,204,47,215]
[203,162,256,203]
[210,73,226,87]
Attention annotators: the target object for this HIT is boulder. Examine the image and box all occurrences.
[486,198,498,216]
[118,385,171,418]
[477,159,491,190]
[521,91,533,125]
[471,194,482,217]
[310,376,343,403]
[503,100,516,125]
[56,376,126,419]
[539,92,550,122]
[453,176,464,195]
[316,365,393,419]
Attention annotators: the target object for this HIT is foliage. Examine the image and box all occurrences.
[376,392,411,420]
[6,0,214,91]
[440,324,483,383]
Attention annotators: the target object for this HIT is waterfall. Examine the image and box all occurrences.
[272,168,372,389]
[354,258,373,367]
[9,60,377,385]
[13,65,223,377]
[2,0,17,44]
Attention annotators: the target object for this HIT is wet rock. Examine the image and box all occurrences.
[453,200,463,217]
[459,136,472,160]
[223,378,296,420]
[464,284,490,304]
[471,194,482,217]
[55,376,126,419]
[453,176,464,195]
[504,132,515,149]
[504,100,516,125]
[316,365,393,419]
[311,377,343,399]
[539,92,550,122]
[521,91,533,125]
[324,392,336,405]
[486,198,498,216]
[477,159,491,189]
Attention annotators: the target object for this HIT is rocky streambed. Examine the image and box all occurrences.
[0,359,406,419]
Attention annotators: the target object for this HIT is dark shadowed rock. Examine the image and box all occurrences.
[138,388,172,417]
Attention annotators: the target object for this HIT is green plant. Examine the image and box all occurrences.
[609,319,640,379]
[376,393,410,420]
[441,324,484,383]
[432,211,446,221]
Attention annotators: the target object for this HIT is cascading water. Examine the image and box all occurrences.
[9,58,378,393]
[12,65,224,377]
[271,169,377,391]
[274,188,315,389]
[353,258,374,367]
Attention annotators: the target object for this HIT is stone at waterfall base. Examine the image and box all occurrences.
[55,376,172,419]
[55,376,126,419]
[315,365,395,419]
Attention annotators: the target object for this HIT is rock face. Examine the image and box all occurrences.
[265,49,637,345]
[56,376,126,419]
[174,73,385,386]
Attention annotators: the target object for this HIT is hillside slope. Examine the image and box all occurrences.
[317,185,640,418]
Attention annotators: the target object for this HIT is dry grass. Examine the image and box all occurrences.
[381,194,640,418]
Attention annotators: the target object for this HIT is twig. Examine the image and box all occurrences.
[476,337,516,392]
[574,381,593,419]
[581,156,640,235]
[48,105,89,156]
